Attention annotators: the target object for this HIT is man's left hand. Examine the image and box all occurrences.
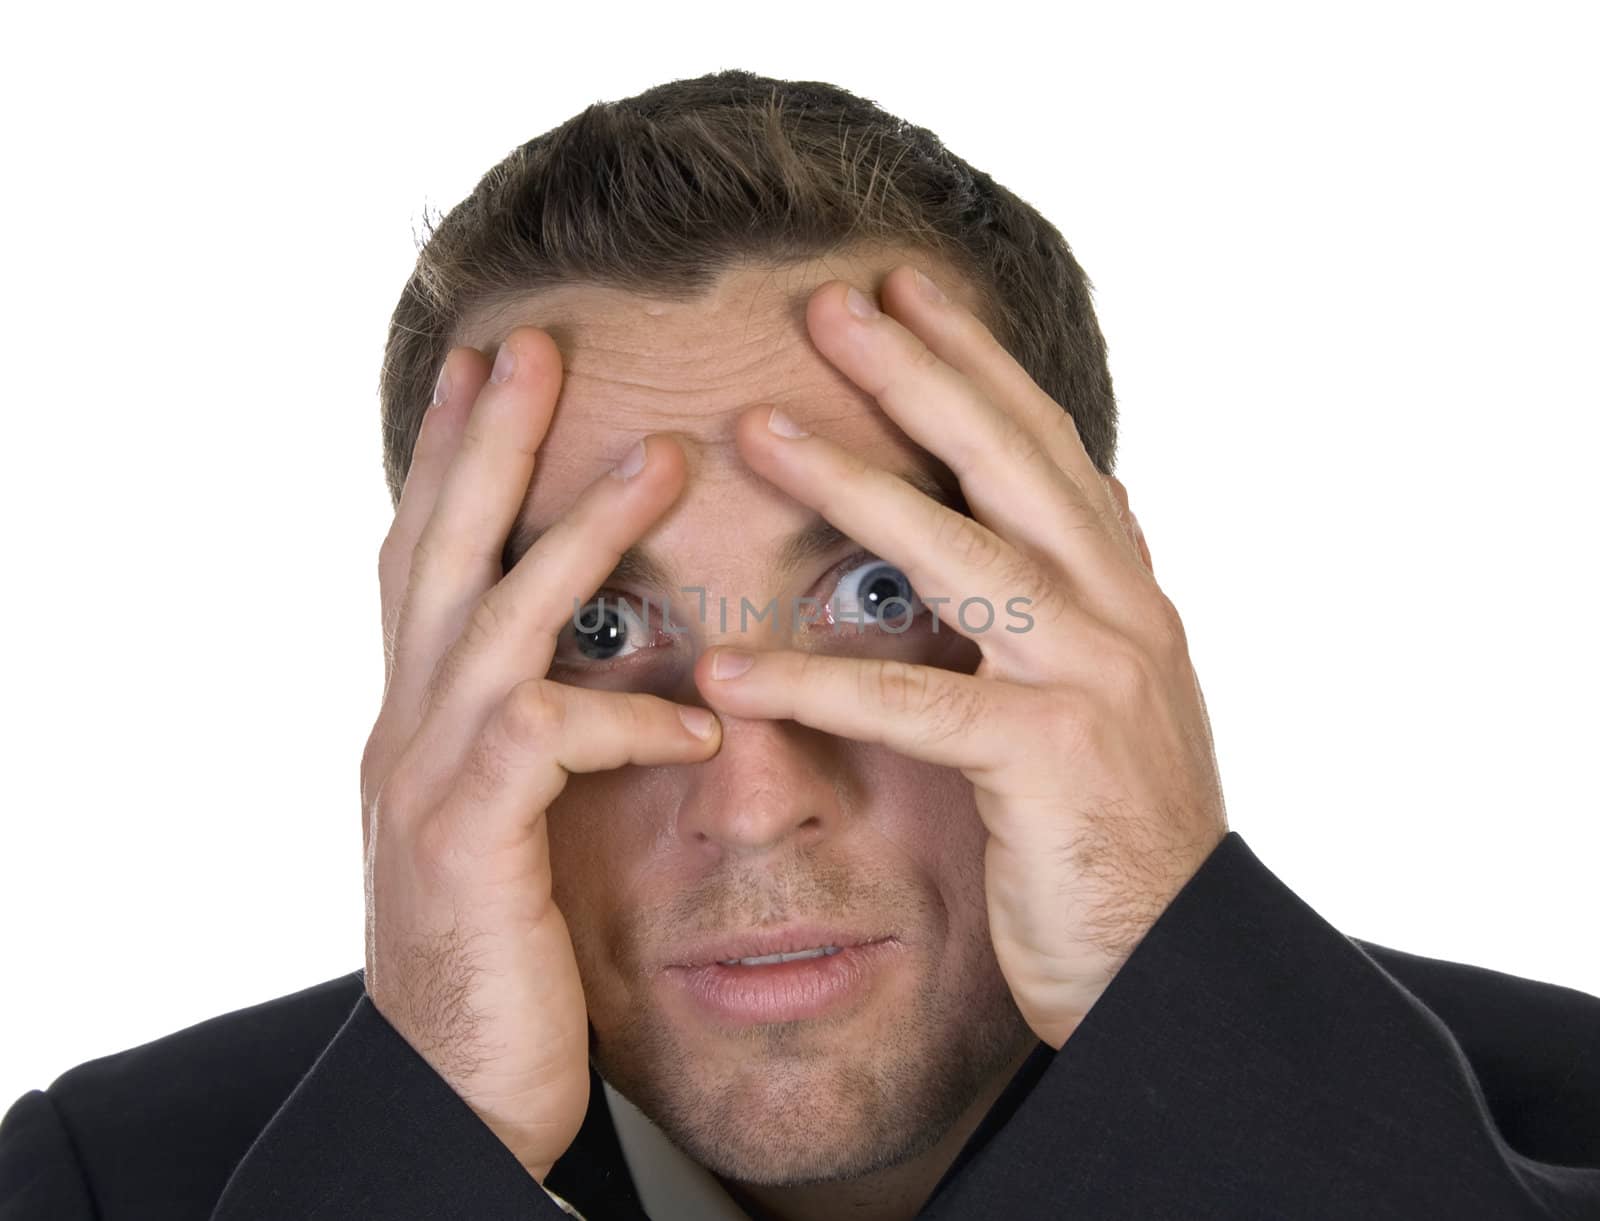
[695,264,1228,1051]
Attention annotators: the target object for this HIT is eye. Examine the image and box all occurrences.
[825,556,926,631]
[552,595,658,668]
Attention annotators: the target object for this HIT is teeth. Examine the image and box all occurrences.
[718,945,842,966]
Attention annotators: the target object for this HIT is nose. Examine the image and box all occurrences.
[672,711,850,858]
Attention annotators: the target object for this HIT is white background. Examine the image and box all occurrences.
[3,1,1595,1110]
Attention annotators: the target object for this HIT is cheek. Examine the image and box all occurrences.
[546,767,676,987]
[546,775,613,916]
[840,741,989,911]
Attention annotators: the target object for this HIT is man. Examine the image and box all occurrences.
[2,70,1597,1221]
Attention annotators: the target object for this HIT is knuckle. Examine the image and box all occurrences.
[407,532,444,587]
[1097,641,1154,706]
[827,450,876,503]
[993,553,1059,626]
[999,419,1044,469]
[1000,553,1049,603]
[359,729,391,807]
[907,336,943,374]
[865,658,931,717]
[500,679,566,749]
[463,588,513,653]
[369,761,426,840]
[377,530,409,579]
[1073,494,1115,538]
[930,679,984,745]
[424,591,511,708]
[1148,593,1190,658]
[619,693,656,741]
[933,511,1004,572]
[1052,407,1086,454]
[1022,580,1070,632]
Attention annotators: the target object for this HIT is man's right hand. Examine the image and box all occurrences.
[357,327,719,1182]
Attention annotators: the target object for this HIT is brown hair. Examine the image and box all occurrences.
[378,69,1118,508]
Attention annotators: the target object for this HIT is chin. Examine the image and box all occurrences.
[591,982,1038,1189]
[643,1061,953,1187]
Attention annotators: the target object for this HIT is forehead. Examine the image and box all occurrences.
[453,249,986,545]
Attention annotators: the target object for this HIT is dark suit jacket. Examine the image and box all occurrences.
[3,833,1597,1220]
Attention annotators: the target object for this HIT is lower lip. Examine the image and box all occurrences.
[664,939,900,1027]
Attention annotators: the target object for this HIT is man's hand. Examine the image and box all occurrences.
[359,330,718,1179]
[696,266,1229,1051]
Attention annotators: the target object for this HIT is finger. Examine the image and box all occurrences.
[386,327,562,715]
[694,646,1032,777]
[378,347,491,684]
[425,679,722,863]
[878,264,1117,515]
[418,434,687,748]
[734,408,1098,673]
[802,273,1138,587]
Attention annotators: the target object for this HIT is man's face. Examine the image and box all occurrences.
[457,249,1039,1187]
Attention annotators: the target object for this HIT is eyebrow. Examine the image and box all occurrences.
[501,464,969,591]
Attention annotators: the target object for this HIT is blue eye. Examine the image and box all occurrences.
[555,596,654,665]
[827,558,925,631]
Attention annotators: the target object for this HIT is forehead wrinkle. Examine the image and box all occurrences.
[507,379,900,585]
[556,354,806,414]
[467,272,801,363]
[502,459,967,601]
[506,381,959,600]
[506,365,886,586]
[473,251,973,598]
[543,334,875,470]
[460,258,874,403]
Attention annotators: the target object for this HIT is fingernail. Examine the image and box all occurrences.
[613,439,648,480]
[766,406,810,438]
[845,286,879,321]
[430,363,451,408]
[914,268,948,305]
[711,649,755,680]
[678,705,718,739]
[490,343,517,384]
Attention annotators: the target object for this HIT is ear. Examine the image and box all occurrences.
[1103,474,1154,575]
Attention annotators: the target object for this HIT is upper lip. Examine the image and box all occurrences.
[665,926,894,969]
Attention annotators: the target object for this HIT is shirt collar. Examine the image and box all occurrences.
[603,1080,754,1220]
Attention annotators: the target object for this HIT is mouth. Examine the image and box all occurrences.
[666,926,895,971]
[716,945,844,966]
[660,932,904,1028]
